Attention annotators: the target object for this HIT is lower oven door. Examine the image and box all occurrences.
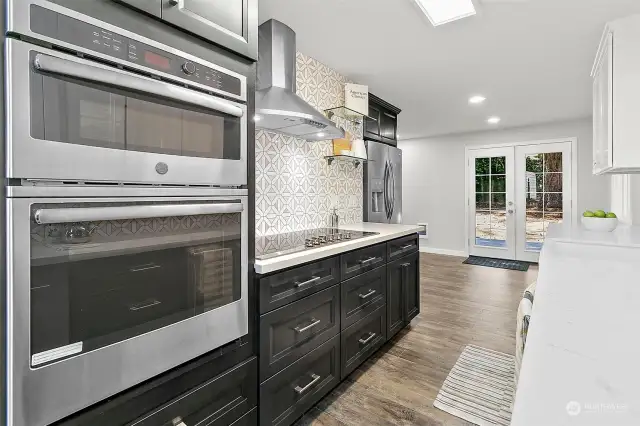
[7,195,249,426]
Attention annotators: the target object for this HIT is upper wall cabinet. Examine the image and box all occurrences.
[364,94,401,147]
[116,0,258,60]
[592,15,640,174]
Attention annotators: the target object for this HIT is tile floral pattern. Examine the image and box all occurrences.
[256,53,363,236]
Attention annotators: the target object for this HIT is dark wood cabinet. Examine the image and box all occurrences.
[259,285,340,381]
[260,335,340,426]
[55,355,257,426]
[363,94,401,147]
[116,0,258,60]
[386,251,420,341]
[255,234,420,426]
[387,234,418,262]
[258,257,340,314]
[340,243,387,281]
[340,266,386,330]
[340,305,386,379]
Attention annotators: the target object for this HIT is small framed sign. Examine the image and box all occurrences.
[345,83,369,116]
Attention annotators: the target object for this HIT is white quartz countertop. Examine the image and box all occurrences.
[511,223,640,425]
[254,223,422,274]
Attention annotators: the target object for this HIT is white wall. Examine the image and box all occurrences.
[399,118,610,254]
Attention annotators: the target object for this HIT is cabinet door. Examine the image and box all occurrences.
[593,32,613,174]
[161,0,258,60]
[380,111,397,145]
[386,259,404,340]
[364,103,381,141]
[117,0,162,17]
[401,252,420,324]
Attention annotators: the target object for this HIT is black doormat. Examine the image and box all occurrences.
[463,256,531,272]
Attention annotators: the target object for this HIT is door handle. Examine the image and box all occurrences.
[401,262,411,268]
[294,318,321,333]
[294,373,321,395]
[34,202,244,224]
[294,276,321,289]
[129,299,162,311]
[33,53,243,117]
[359,332,376,345]
[358,289,376,299]
[130,263,162,273]
[359,256,377,266]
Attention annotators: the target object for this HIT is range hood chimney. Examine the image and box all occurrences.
[256,20,345,141]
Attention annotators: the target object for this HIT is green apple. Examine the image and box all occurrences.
[594,210,606,218]
[606,212,617,218]
[583,211,595,217]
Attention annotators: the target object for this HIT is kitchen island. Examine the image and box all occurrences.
[254,223,422,426]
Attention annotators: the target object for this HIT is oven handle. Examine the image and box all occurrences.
[34,203,244,225]
[33,53,244,118]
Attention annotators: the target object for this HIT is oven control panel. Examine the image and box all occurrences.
[30,5,243,99]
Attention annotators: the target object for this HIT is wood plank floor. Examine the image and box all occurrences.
[295,253,538,426]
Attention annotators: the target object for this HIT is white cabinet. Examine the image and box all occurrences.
[591,15,640,174]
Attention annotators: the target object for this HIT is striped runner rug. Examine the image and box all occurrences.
[433,345,515,426]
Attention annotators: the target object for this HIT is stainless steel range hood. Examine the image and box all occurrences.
[256,19,344,141]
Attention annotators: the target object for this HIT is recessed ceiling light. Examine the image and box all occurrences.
[253,115,261,121]
[413,0,477,26]
[317,132,325,138]
[469,95,486,105]
[487,116,501,124]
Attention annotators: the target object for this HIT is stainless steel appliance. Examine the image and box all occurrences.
[6,0,248,186]
[255,228,379,261]
[255,19,344,141]
[5,2,253,425]
[364,141,403,224]
[7,185,249,426]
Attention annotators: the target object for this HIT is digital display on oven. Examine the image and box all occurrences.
[144,51,171,70]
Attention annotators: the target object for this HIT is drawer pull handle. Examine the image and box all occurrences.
[359,289,377,300]
[359,256,377,266]
[130,263,162,272]
[359,332,376,345]
[129,299,161,311]
[294,373,321,395]
[294,318,321,333]
[294,276,321,288]
[401,244,414,250]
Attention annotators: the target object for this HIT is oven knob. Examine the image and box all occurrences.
[182,62,196,75]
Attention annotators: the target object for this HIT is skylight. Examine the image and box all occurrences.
[413,0,477,26]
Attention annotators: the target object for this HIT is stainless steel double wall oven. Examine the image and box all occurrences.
[5,1,253,425]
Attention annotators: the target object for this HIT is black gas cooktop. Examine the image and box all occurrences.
[255,228,379,261]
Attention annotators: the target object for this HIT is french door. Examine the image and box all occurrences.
[468,141,573,262]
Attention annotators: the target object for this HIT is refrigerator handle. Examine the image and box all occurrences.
[389,162,396,219]
[383,161,390,220]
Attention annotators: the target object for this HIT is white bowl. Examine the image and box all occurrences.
[581,216,618,232]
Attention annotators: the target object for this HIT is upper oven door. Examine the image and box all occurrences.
[7,192,249,426]
[6,38,247,186]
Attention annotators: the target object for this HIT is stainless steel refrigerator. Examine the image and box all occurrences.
[364,141,403,223]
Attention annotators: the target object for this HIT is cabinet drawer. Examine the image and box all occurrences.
[341,305,386,380]
[259,285,340,381]
[387,234,418,261]
[340,243,386,280]
[260,335,340,426]
[341,266,386,330]
[230,407,257,426]
[130,357,257,426]
[258,257,340,314]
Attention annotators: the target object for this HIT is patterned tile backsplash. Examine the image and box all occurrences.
[256,52,363,236]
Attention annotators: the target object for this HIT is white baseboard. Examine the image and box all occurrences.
[419,246,467,257]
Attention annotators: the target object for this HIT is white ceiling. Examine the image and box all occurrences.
[259,0,640,140]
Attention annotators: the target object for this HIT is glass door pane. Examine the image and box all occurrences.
[29,200,242,366]
[523,152,564,252]
[475,156,508,248]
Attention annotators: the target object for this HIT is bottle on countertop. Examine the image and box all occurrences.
[330,208,339,229]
